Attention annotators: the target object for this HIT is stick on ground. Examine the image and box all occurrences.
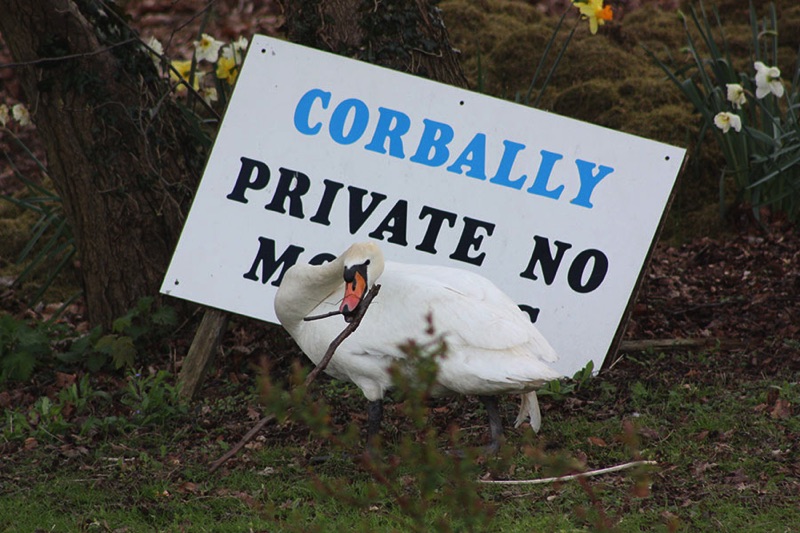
[477,460,657,485]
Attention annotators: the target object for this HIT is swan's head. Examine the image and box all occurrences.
[339,241,385,322]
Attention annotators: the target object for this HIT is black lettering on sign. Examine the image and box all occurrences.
[449,216,495,266]
[243,237,303,286]
[518,304,540,323]
[227,157,271,203]
[347,186,387,234]
[416,206,457,254]
[568,249,608,293]
[309,179,345,226]
[264,167,311,218]
[519,236,573,284]
[368,200,409,246]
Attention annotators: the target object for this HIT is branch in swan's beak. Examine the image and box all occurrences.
[341,263,368,322]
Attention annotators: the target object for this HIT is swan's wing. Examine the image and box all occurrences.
[367,264,562,395]
[383,264,558,361]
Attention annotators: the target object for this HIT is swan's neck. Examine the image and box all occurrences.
[275,255,346,328]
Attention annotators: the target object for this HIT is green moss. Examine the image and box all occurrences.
[457,0,542,25]
[551,78,620,125]
[558,36,658,91]
[484,24,558,99]
[620,104,695,146]
[622,5,686,61]
[441,0,540,91]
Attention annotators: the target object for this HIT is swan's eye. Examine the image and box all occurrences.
[364,259,371,266]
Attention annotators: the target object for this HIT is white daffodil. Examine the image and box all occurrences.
[726,83,746,109]
[233,36,249,56]
[222,36,249,64]
[201,87,218,105]
[193,33,224,63]
[0,104,9,127]
[12,103,31,126]
[714,111,742,133]
[146,36,164,71]
[754,61,784,99]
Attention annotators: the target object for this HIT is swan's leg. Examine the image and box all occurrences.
[310,400,384,464]
[366,399,383,443]
[480,396,504,454]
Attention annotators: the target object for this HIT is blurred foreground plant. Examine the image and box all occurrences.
[255,320,654,531]
[648,1,800,224]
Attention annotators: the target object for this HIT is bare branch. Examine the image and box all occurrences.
[303,284,381,387]
[0,38,138,69]
[209,414,276,473]
[477,460,657,485]
[304,310,344,321]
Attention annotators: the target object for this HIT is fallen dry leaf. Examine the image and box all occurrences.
[588,436,607,447]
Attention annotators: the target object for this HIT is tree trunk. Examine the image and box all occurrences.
[0,0,204,328]
[280,0,468,88]
[0,0,464,331]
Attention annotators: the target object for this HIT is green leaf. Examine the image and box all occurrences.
[150,305,177,327]
[95,334,137,369]
[112,314,133,334]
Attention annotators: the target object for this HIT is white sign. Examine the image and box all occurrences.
[161,35,685,377]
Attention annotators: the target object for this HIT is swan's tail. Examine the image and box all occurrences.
[514,391,542,432]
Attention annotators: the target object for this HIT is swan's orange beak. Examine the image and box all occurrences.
[340,265,368,321]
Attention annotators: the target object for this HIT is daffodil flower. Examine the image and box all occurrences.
[726,83,746,109]
[194,33,224,63]
[12,103,30,126]
[201,87,218,105]
[170,60,203,94]
[0,104,8,127]
[714,111,742,133]
[216,56,239,85]
[221,36,249,70]
[572,0,613,35]
[231,36,249,63]
[145,36,164,72]
[754,61,784,99]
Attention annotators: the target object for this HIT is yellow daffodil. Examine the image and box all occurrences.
[714,111,742,133]
[170,60,203,94]
[572,0,613,35]
[0,104,9,127]
[193,33,224,63]
[11,103,30,126]
[216,56,239,85]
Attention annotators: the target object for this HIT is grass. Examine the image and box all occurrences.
[1,350,799,532]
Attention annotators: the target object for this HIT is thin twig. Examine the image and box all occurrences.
[304,310,343,321]
[304,284,381,387]
[478,460,657,485]
[209,414,276,473]
[0,39,138,69]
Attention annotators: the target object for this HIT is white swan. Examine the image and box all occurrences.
[274,241,562,451]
